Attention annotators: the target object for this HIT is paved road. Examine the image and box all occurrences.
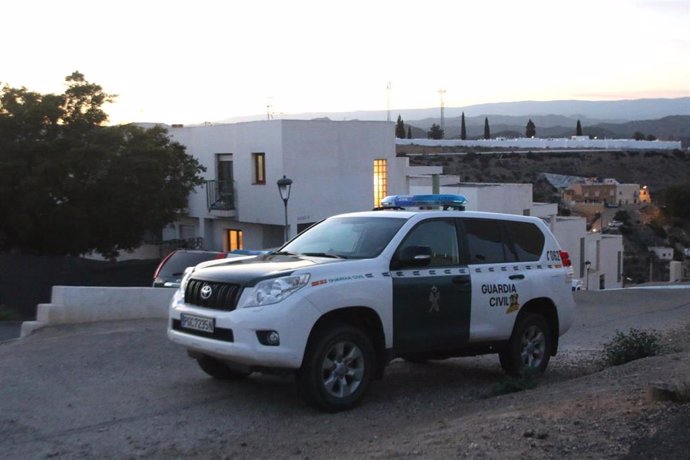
[0,321,21,342]
[1,288,689,458]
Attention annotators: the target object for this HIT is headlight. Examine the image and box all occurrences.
[239,274,310,308]
[180,266,195,299]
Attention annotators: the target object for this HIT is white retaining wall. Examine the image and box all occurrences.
[21,286,176,337]
[397,138,682,150]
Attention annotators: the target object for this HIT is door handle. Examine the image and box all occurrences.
[452,276,470,285]
[509,274,525,280]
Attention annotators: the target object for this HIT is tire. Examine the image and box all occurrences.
[298,325,375,412]
[197,355,251,380]
[499,314,552,376]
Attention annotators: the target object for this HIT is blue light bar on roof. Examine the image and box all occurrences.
[380,194,468,210]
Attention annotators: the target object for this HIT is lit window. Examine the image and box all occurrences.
[373,159,388,207]
[227,229,243,251]
[252,153,266,185]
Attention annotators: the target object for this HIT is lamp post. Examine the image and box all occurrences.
[277,175,293,242]
[585,260,591,290]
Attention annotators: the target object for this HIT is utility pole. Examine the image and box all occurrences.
[438,89,446,134]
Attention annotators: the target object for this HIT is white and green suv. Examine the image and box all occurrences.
[168,195,575,411]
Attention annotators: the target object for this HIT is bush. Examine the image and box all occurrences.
[602,328,665,366]
[0,305,20,321]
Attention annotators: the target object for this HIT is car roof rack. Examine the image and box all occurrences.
[374,194,468,211]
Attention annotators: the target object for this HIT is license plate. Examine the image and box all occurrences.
[180,313,215,333]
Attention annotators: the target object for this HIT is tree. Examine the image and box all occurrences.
[484,117,490,140]
[576,120,583,136]
[460,112,467,140]
[526,119,536,138]
[0,73,205,258]
[662,185,690,220]
[395,115,406,138]
[407,126,412,139]
[427,123,444,140]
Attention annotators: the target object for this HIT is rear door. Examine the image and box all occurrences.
[460,217,536,341]
[391,218,471,352]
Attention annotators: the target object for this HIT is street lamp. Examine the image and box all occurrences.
[277,175,293,242]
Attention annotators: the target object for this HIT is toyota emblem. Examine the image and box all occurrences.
[200,284,213,300]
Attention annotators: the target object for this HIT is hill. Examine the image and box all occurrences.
[403,148,690,283]
[219,97,690,125]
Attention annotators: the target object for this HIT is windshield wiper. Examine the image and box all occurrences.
[270,251,298,256]
[301,252,346,259]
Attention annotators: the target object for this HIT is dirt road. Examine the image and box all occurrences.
[1,287,689,459]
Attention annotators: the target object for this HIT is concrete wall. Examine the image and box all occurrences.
[21,286,175,337]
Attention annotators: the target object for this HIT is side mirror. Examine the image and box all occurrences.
[394,245,433,269]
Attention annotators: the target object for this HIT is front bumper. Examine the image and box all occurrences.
[167,288,321,370]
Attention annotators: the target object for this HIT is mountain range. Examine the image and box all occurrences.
[219,97,690,147]
[221,97,690,124]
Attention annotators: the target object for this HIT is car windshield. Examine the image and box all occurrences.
[281,216,406,259]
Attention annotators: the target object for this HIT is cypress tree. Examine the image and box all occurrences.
[576,120,583,136]
[407,126,412,139]
[460,112,467,140]
[484,117,490,140]
[526,119,536,137]
[395,115,406,138]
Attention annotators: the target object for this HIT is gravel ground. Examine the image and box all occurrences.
[1,289,689,459]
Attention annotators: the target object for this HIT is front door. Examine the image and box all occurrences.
[391,219,471,352]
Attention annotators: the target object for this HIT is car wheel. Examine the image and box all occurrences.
[197,355,251,380]
[298,325,375,412]
[499,313,552,376]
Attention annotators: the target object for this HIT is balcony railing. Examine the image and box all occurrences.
[206,180,235,211]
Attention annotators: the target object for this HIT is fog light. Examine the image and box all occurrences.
[257,330,280,346]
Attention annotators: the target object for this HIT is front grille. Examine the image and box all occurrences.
[185,279,241,311]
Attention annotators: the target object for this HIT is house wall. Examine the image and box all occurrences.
[582,233,624,290]
[279,120,405,230]
[166,120,403,250]
[409,182,535,215]
[551,217,587,280]
[616,183,640,205]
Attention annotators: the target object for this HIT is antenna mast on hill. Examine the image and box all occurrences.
[438,89,446,133]
[386,81,392,122]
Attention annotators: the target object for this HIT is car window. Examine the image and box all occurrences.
[461,218,514,264]
[282,216,406,259]
[396,219,459,267]
[503,221,544,262]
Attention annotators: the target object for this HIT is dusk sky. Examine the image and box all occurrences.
[3,0,688,125]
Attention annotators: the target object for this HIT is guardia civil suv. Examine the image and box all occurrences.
[168,195,575,411]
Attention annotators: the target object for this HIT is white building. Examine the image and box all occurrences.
[160,120,623,289]
[163,120,415,251]
[649,246,674,261]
